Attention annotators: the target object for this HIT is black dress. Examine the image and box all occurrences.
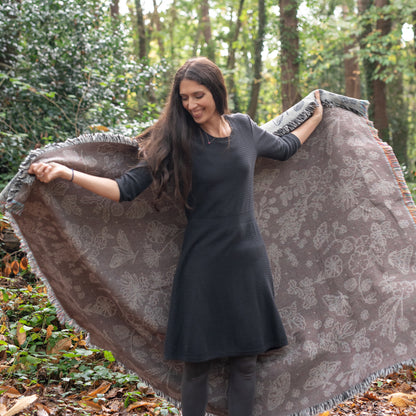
[116,113,301,362]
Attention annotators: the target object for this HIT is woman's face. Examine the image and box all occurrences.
[179,79,219,127]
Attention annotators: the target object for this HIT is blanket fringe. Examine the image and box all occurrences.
[289,358,416,416]
[261,90,369,138]
[0,133,138,214]
[364,115,416,227]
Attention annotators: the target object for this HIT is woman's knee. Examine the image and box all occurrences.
[229,355,257,378]
[183,360,211,381]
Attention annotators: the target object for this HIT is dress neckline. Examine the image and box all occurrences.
[201,115,233,144]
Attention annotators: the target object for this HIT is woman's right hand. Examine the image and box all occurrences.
[28,162,72,183]
[29,161,121,201]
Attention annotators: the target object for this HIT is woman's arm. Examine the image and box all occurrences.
[28,162,121,202]
[291,90,323,144]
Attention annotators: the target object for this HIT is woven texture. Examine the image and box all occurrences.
[2,90,416,416]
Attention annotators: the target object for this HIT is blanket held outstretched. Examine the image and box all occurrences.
[1,90,416,416]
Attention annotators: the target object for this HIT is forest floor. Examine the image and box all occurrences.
[1,363,416,415]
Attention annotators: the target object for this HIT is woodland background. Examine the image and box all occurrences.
[0,0,416,190]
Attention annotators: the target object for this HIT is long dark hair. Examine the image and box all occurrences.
[137,57,229,207]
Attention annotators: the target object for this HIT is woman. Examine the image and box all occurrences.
[29,57,323,416]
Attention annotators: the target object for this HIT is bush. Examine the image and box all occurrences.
[0,0,168,189]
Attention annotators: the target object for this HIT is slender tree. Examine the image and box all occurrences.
[247,0,266,118]
[226,0,245,113]
[388,74,409,166]
[150,0,165,56]
[135,0,147,59]
[358,0,390,141]
[199,0,215,61]
[279,0,301,110]
[372,0,390,142]
[342,4,361,98]
[110,0,119,19]
[413,10,416,71]
[358,0,373,102]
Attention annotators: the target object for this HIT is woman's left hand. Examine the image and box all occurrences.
[312,90,323,123]
[291,90,323,144]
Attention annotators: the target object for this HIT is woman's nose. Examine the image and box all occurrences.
[188,97,197,110]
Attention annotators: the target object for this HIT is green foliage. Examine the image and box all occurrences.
[0,0,165,189]
[0,277,142,389]
[0,223,140,392]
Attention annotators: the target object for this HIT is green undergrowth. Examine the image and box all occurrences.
[0,275,137,390]
[0,274,178,414]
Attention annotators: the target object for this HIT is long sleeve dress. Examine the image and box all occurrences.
[115,113,301,363]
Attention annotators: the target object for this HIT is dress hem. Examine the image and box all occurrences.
[164,340,288,363]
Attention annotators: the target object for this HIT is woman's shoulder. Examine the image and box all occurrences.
[226,113,253,130]
[227,113,251,122]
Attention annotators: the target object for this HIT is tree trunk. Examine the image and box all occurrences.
[110,0,119,19]
[200,0,215,61]
[135,0,147,60]
[358,0,374,112]
[342,5,361,98]
[226,0,245,112]
[279,0,301,110]
[169,0,178,62]
[413,10,416,71]
[372,0,390,142]
[247,0,265,118]
[388,74,408,167]
[151,0,165,56]
[344,45,361,98]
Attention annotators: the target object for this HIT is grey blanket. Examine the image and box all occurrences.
[2,90,416,416]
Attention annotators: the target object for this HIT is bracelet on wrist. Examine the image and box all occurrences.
[70,168,74,182]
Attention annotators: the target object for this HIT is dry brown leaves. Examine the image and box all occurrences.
[0,379,176,416]
[1,366,415,415]
[319,366,416,416]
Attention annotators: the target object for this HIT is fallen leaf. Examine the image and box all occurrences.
[78,399,102,411]
[16,323,26,346]
[19,258,28,270]
[49,337,72,354]
[399,382,414,393]
[106,387,124,399]
[0,386,21,397]
[89,125,109,132]
[126,401,158,411]
[388,392,416,408]
[3,394,37,416]
[363,391,379,401]
[34,402,52,415]
[0,403,7,415]
[46,325,53,340]
[10,261,19,276]
[85,381,111,398]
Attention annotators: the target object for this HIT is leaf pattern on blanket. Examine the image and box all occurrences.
[3,94,416,416]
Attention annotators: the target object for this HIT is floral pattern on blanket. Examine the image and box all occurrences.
[2,91,415,416]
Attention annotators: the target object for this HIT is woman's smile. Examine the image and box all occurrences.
[179,79,219,128]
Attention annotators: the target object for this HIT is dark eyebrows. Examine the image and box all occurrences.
[179,90,205,99]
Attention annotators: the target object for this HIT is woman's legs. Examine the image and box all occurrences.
[181,355,257,416]
[227,355,258,416]
[181,360,211,416]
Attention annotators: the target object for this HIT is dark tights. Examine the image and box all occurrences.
[181,355,257,416]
